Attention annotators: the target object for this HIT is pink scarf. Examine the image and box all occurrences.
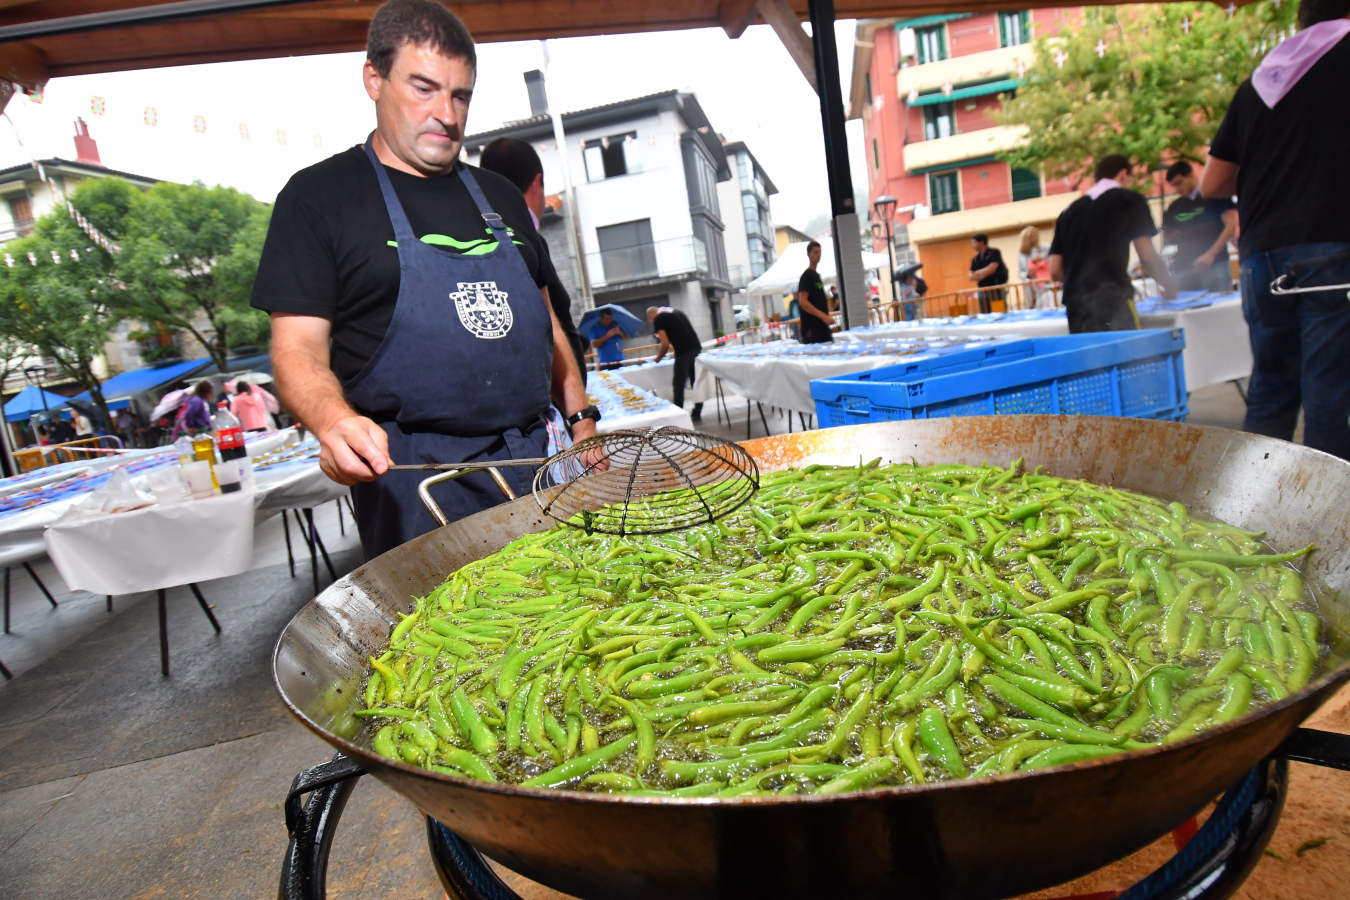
[1252,19,1350,108]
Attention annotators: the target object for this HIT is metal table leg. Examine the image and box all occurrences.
[23,562,57,608]
[293,509,318,594]
[4,567,9,634]
[282,509,296,578]
[0,657,11,680]
[157,589,169,676]
[336,497,345,536]
[187,583,222,633]
[304,509,337,582]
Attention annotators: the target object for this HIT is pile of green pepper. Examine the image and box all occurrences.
[359,460,1325,796]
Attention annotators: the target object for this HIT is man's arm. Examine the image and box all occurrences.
[270,312,391,485]
[652,330,672,363]
[542,288,597,444]
[1194,209,1239,270]
[1047,254,1064,283]
[1132,236,1178,299]
[797,289,832,324]
[1200,157,1238,199]
[969,261,999,281]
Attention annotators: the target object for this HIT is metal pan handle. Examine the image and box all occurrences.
[417,467,518,526]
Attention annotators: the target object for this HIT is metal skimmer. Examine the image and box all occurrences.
[388,427,759,536]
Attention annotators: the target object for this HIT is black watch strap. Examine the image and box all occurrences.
[566,405,601,426]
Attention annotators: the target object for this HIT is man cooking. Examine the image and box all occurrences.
[251,0,596,559]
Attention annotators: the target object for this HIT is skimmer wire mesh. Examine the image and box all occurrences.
[531,427,759,535]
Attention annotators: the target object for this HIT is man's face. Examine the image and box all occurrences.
[808,245,822,266]
[1167,170,1199,195]
[600,312,613,326]
[971,238,986,254]
[364,42,476,177]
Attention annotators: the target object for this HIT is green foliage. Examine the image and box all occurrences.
[994,2,1297,184]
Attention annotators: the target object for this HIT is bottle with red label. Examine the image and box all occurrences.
[213,402,246,461]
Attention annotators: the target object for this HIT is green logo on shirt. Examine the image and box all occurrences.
[386,226,523,255]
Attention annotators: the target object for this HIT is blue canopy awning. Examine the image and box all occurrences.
[4,385,75,422]
[71,357,212,408]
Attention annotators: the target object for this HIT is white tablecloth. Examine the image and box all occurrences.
[44,490,255,595]
[1136,294,1250,390]
[837,308,1070,344]
[609,360,719,405]
[586,371,694,432]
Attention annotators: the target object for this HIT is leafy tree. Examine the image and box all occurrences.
[994,2,1297,185]
[114,181,271,370]
[0,212,124,422]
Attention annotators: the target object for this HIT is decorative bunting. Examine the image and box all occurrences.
[193,115,207,134]
[1052,48,1069,68]
[1013,59,1029,78]
[941,82,953,96]
[4,255,13,268]
[90,96,106,115]
[144,106,158,126]
[313,133,323,149]
[238,123,251,141]
[275,129,287,145]
[1095,39,1108,58]
[26,86,43,104]
[69,249,79,261]
[27,252,37,266]
[906,88,919,104]
[1225,2,1236,17]
[1181,16,1192,34]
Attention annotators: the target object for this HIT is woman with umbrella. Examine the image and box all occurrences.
[895,262,927,321]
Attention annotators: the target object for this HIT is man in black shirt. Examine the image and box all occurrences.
[1202,0,1350,460]
[478,136,588,384]
[967,233,1008,314]
[795,240,834,344]
[647,306,702,414]
[1161,160,1237,293]
[250,0,596,558]
[1048,154,1177,333]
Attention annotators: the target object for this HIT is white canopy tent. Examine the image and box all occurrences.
[740,238,890,323]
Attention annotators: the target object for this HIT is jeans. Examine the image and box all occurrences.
[1238,241,1350,460]
[672,351,699,409]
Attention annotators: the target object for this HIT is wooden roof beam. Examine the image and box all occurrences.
[756,0,815,93]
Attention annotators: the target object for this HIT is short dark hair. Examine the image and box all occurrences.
[479,137,543,194]
[367,0,476,79]
[1094,154,1131,182]
[194,380,214,400]
[807,240,821,253]
[1165,161,1193,182]
[972,233,989,245]
[1298,0,1350,28]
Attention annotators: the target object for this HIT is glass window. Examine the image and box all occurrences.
[864,72,873,104]
[929,172,960,215]
[916,25,946,64]
[596,218,656,281]
[1011,166,1042,202]
[923,103,955,141]
[583,132,638,182]
[999,11,1031,47]
[872,138,880,170]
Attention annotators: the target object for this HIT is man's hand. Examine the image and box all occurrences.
[817,308,833,324]
[1193,250,1216,271]
[568,417,610,472]
[318,414,391,485]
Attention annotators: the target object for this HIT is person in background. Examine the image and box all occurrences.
[968,233,1009,313]
[171,380,216,441]
[72,409,94,438]
[478,135,588,384]
[795,241,834,344]
[1162,160,1238,293]
[898,269,927,320]
[827,286,841,313]
[1048,154,1177,333]
[586,308,625,371]
[113,408,136,447]
[1201,0,1350,460]
[48,415,76,444]
[35,423,51,446]
[251,0,595,559]
[229,381,271,432]
[1018,226,1053,308]
[647,305,703,419]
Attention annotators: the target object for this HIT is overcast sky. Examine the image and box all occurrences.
[0,21,866,232]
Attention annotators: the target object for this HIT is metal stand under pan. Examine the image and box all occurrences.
[278,728,1350,900]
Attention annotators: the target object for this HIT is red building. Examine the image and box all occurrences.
[850,11,1083,298]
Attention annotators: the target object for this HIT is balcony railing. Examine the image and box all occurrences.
[586,235,708,289]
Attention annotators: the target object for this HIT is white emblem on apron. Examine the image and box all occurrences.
[450,280,514,339]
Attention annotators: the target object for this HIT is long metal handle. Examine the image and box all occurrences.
[416,466,520,526]
[1269,275,1350,299]
[388,457,547,471]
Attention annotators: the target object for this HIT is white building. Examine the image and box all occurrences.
[465,79,741,340]
[717,141,778,292]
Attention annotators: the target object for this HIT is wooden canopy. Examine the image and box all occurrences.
[0,0,1102,88]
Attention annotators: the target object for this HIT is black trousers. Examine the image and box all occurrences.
[672,351,699,409]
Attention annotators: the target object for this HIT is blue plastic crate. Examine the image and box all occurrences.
[811,328,1188,427]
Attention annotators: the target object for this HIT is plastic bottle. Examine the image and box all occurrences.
[213,402,246,461]
[173,434,195,465]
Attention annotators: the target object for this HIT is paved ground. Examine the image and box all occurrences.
[3,383,1344,900]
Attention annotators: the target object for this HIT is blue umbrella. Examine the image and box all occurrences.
[4,385,75,423]
[578,303,643,338]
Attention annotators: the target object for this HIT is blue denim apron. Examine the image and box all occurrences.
[347,138,552,559]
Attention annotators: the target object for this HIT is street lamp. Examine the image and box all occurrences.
[872,195,898,309]
[23,364,48,411]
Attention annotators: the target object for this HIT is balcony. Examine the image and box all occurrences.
[897,44,1036,97]
[904,125,1028,172]
[586,235,708,291]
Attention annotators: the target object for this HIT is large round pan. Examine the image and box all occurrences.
[274,416,1350,899]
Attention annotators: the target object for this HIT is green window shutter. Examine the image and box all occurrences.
[929,172,960,214]
[1011,167,1042,202]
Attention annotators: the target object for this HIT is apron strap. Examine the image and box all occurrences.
[363,134,419,248]
[458,167,511,239]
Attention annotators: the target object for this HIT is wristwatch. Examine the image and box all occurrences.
[565,405,601,427]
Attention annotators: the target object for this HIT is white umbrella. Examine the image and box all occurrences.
[234,371,273,385]
[744,238,891,296]
[150,388,190,422]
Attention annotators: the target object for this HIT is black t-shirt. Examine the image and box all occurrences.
[251,146,549,386]
[797,267,833,343]
[1049,188,1157,300]
[970,247,1008,287]
[1209,36,1350,257]
[1162,193,1235,271]
[653,310,700,355]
